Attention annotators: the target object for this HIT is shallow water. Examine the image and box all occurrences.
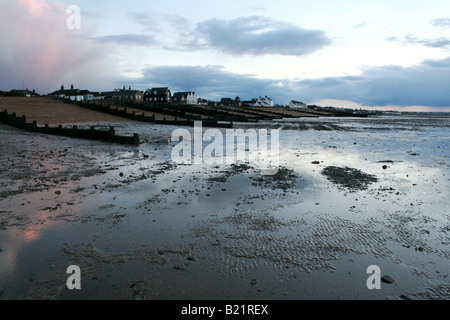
[0,114,448,300]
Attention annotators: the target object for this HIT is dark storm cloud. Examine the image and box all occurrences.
[182,16,332,56]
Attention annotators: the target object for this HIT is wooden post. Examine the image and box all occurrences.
[133,133,140,145]
[109,126,115,138]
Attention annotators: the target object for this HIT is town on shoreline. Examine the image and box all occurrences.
[0,84,379,117]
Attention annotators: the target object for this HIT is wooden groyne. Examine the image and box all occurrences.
[69,100,234,128]
[0,109,140,145]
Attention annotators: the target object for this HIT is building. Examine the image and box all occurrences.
[144,87,172,103]
[49,84,87,101]
[197,98,208,106]
[220,97,242,106]
[79,90,94,101]
[13,89,40,97]
[172,92,197,105]
[244,96,274,107]
[288,100,307,108]
[102,87,143,102]
[255,96,274,107]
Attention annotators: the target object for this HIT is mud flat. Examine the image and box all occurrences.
[0,114,449,300]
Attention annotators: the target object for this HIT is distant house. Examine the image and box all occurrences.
[172,92,197,105]
[220,97,242,106]
[144,87,172,103]
[79,90,94,101]
[10,89,40,97]
[90,92,106,100]
[197,98,208,106]
[220,98,234,106]
[102,87,143,102]
[254,96,274,107]
[242,99,257,107]
[49,84,88,101]
[288,100,307,108]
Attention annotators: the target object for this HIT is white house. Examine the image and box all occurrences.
[251,96,274,107]
[173,92,197,105]
[288,100,307,108]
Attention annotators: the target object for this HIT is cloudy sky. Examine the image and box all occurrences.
[1,0,450,111]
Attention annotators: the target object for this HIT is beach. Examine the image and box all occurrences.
[0,100,448,300]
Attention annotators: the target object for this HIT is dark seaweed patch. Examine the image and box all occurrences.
[321,166,378,191]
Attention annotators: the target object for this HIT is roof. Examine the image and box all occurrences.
[50,88,86,96]
[173,92,195,99]
[102,90,142,97]
[147,87,171,95]
[290,100,306,105]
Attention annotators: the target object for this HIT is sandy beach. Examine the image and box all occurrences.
[0,100,448,300]
[0,97,137,125]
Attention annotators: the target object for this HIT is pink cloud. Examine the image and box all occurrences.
[0,0,117,93]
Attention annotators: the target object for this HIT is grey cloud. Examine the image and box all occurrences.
[404,34,450,48]
[388,34,450,49]
[128,12,160,31]
[183,16,332,56]
[128,12,191,32]
[430,17,450,29]
[352,23,370,29]
[94,34,158,47]
[294,57,450,107]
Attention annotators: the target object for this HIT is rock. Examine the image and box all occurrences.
[250,279,258,286]
[55,190,61,195]
[119,172,124,177]
[381,275,395,284]
[382,165,388,170]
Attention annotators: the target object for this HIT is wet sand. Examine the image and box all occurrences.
[0,111,449,300]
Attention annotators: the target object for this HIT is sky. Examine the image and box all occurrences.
[1,0,450,111]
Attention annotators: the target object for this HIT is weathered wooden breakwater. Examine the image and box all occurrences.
[69,100,234,128]
[0,109,140,145]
